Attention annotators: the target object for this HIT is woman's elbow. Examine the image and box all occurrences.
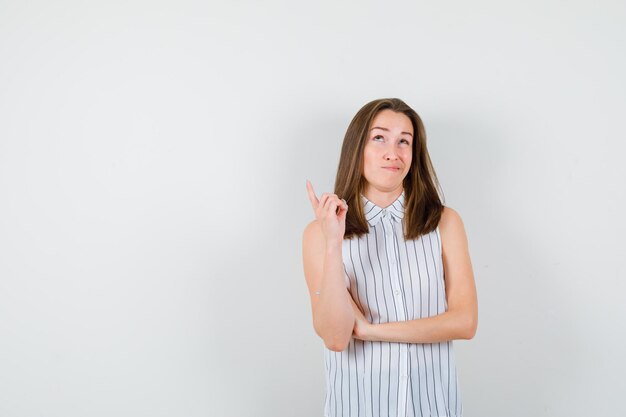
[313,316,354,351]
[314,324,352,352]
[324,336,351,352]
[462,316,478,340]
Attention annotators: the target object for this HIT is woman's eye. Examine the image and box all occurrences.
[401,139,410,145]
[373,135,384,141]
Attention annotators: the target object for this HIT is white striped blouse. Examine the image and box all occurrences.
[323,191,463,417]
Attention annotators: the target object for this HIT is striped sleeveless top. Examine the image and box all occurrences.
[323,191,463,417]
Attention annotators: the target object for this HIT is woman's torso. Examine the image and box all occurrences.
[323,192,463,417]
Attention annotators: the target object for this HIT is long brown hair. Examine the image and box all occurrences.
[334,98,445,240]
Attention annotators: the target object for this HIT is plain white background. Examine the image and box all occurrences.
[1,1,624,416]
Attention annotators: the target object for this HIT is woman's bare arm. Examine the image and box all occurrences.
[303,220,354,351]
[302,181,354,352]
[351,206,478,343]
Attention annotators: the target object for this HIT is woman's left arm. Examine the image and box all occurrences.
[352,207,478,343]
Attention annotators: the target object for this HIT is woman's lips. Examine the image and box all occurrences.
[382,167,401,172]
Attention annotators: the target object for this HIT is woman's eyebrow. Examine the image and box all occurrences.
[370,127,413,137]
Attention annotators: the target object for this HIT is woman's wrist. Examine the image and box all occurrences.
[325,240,343,254]
[352,314,375,341]
[354,322,374,341]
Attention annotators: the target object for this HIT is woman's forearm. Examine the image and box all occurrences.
[358,310,476,344]
[313,243,355,351]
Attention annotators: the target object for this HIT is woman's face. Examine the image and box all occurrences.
[362,109,413,194]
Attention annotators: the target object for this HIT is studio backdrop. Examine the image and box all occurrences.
[1,1,624,416]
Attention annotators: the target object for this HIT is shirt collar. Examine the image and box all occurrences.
[361,191,405,226]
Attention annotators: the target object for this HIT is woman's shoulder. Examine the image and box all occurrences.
[439,205,462,223]
[303,219,352,248]
[302,220,328,269]
[438,206,468,242]
[302,219,324,245]
[438,206,465,233]
[303,218,321,236]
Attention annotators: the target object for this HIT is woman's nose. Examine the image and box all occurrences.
[384,151,398,160]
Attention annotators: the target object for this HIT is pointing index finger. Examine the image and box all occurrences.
[306,180,319,209]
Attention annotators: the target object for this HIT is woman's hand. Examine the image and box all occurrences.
[306,180,348,247]
[349,296,372,341]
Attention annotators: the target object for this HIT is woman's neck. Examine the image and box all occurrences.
[362,185,403,209]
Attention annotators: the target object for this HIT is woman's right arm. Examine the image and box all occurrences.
[302,182,355,352]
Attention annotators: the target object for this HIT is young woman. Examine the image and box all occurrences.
[302,98,478,417]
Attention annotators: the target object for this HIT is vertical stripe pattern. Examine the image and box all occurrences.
[323,191,463,417]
